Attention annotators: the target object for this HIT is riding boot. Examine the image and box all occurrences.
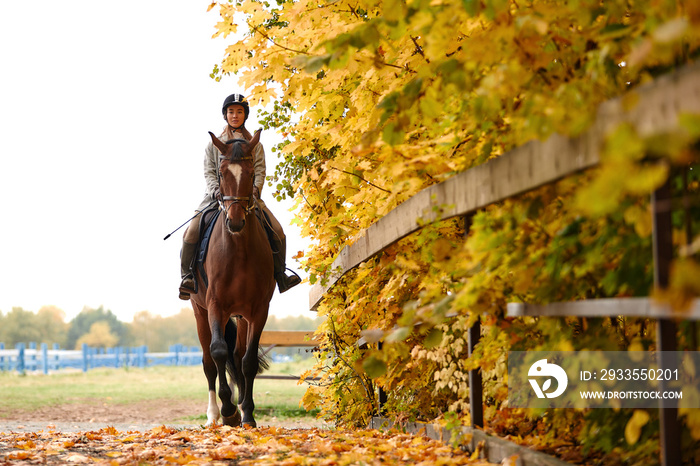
[179,240,197,300]
[270,235,301,294]
[275,262,301,293]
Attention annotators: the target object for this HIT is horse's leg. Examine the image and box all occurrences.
[192,302,220,426]
[240,319,265,428]
[208,308,238,425]
[233,318,249,411]
[223,318,242,426]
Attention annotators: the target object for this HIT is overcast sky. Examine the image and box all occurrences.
[0,0,315,322]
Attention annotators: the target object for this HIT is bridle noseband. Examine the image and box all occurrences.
[220,194,255,215]
[218,154,256,216]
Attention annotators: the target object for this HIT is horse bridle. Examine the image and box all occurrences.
[218,154,256,216]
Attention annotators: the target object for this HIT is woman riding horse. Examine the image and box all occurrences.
[192,129,274,427]
[179,93,301,299]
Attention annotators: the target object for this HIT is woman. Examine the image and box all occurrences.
[179,93,301,299]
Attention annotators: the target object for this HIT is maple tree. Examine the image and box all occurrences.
[75,322,119,349]
[210,0,700,462]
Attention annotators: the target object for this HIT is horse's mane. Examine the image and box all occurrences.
[224,138,249,161]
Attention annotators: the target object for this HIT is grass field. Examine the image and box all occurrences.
[0,359,319,422]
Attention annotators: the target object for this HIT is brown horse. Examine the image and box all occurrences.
[189,129,275,428]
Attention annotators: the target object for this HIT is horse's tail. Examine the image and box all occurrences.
[224,318,238,383]
[257,347,270,374]
[224,317,269,376]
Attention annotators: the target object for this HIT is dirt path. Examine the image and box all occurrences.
[0,398,328,433]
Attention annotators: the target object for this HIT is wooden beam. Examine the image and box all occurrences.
[310,62,700,310]
[257,374,320,381]
[369,417,575,466]
[259,330,317,347]
[506,298,700,320]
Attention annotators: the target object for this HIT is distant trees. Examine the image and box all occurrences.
[34,306,69,347]
[0,308,44,346]
[76,322,119,348]
[0,305,321,352]
[130,309,199,352]
[65,306,129,349]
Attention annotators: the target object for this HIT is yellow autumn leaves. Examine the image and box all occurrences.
[624,410,650,445]
[209,0,700,461]
[0,425,491,465]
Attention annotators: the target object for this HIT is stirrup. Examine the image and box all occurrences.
[179,274,195,300]
[276,268,301,294]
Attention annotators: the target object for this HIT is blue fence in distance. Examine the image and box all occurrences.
[0,342,203,374]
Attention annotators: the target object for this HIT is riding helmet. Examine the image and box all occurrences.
[222,93,250,121]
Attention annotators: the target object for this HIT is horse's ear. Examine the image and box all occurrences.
[209,131,229,155]
[250,129,261,148]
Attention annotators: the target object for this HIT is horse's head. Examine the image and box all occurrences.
[209,129,261,234]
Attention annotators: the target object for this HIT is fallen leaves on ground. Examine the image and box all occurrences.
[0,425,493,465]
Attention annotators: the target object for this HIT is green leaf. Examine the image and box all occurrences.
[461,0,479,16]
[599,23,629,38]
[433,295,454,318]
[679,113,700,139]
[382,0,405,22]
[403,78,423,100]
[362,355,388,378]
[603,124,645,163]
[382,122,405,146]
[623,163,669,195]
[359,23,380,46]
[299,55,330,73]
[419,96,441,119]
[386,326,411,342]
[424,328,443,348]
[378,92,399,111]
[557,217,583,237]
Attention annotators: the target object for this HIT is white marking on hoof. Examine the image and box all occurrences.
[205,390,221,427]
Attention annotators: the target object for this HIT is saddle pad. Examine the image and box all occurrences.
[195,208,221,290]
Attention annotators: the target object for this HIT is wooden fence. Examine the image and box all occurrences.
[0,342,201,374]
[308,61,700,466]
[0,331,318,376]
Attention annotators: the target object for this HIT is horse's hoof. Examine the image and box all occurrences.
[241,417,256,429]
[222,410,242,427]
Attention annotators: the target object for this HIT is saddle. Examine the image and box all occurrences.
[192,202,277,292]
[194,207,221,292]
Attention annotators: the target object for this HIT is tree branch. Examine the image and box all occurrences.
[327,316,375,405]
[249,23,310,55]
[330,167,391,193]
